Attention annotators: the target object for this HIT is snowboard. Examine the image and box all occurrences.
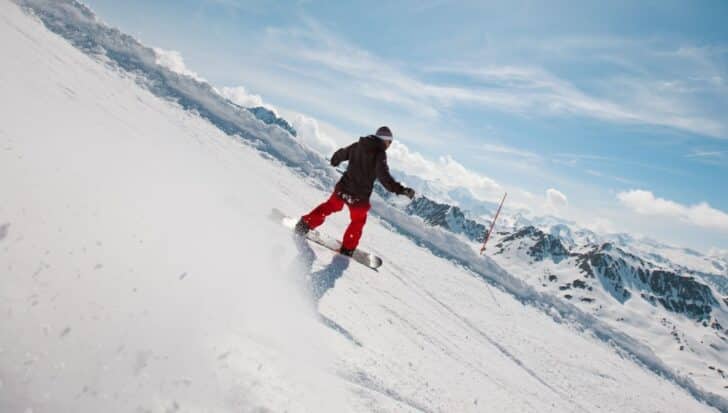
[270,208,383,270]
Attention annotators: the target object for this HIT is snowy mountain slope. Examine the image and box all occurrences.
[404,196,487,243]
[13,0,333,188]
[596,234,728,281]
[389,191,727,315]
[1,1,726,412]
[394,184,728,397]
[509,214,728,282]
[381,184,728,396]
[489,226,728,396]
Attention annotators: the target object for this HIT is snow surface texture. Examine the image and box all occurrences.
[0,0,726,411]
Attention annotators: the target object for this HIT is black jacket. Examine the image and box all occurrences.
[331,136,405,202]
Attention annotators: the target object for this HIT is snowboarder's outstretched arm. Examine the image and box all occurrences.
[331,143,355,167]
[375,151,406,195]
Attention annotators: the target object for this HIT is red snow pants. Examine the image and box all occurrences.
[302,191,371,251]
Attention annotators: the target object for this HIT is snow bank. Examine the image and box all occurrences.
[0,2,350,410]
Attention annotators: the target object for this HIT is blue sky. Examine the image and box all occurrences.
[84,0,728,251]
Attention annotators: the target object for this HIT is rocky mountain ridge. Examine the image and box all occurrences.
[494,226,726,325]
[381,184,728,331]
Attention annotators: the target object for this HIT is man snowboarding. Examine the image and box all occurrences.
[295,126,415,256]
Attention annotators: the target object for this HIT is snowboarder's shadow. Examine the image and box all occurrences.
[287,235,362,346]
[289,235,351,302]
[311,254,350,301]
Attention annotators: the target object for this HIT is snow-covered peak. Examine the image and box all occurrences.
[548,223,575,249]
[444,186,500,218]
[246,106,298,137]
[603,232,638,247]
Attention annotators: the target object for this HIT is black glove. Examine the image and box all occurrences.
[401,187,415,200]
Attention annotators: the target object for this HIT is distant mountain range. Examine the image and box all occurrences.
[495,225,724,322]
[382,186,728,393]
[384,182,727,323]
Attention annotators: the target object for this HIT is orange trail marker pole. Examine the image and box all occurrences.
[480,193,507,255]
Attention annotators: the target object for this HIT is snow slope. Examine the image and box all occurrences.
[0,1,725,412]
[488,227,728,396]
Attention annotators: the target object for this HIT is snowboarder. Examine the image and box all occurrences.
[295,126,415,256]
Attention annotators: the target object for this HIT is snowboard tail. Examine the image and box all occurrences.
[270,208,383,270]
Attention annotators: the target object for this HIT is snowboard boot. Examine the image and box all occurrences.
[339,247,354,257]
[294,218,310,236]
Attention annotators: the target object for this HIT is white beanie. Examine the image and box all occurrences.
[375,126,393,141]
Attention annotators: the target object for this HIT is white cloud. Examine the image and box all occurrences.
[584,169,637,186]
[257,20,728,140]
[218,86,265,109]
[387,141,502,201]
[430,65,725,138]
[617,190,685,216]
[583,217,615,234]
[264,21,443,120]
[686,149,727,166]
[545,188,568,210]
[617,190,728,231]
[285,19,728,138]
[153,48,204,82]
[709,247,728,260]
[289,113,337,156]
[480,143,540,160]
[687,203,728,229]
[688,150,724,158]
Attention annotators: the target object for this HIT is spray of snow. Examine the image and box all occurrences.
[153,47,204,82]
[1,3,348,410]
[218,85,266,109]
